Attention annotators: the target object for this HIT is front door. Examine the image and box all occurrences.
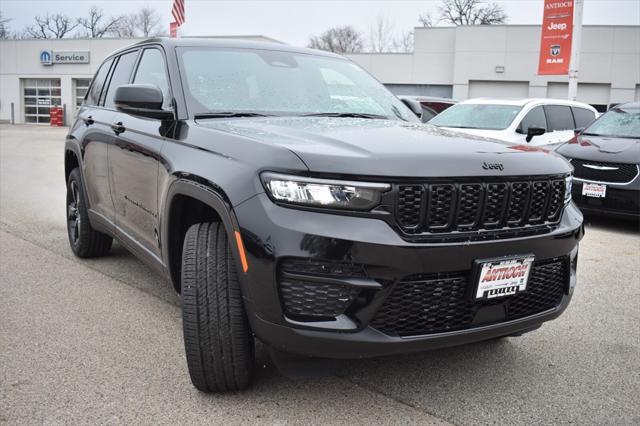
[107,47,173,259]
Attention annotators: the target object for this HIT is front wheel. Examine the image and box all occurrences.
[181,222,255,392]
[66,168,112,258]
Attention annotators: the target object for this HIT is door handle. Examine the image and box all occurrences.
[111,121,125,135]
[83,115,94,126]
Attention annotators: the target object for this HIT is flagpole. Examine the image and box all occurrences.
[567,0,584,101]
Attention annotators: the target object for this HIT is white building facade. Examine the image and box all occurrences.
[0,26,638,125]
[347,25,640,111]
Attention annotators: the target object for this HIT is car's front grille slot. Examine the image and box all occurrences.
[396,177,565,235]
[278,259,365,321]
[572,159,639,184]
[370,257,568,337]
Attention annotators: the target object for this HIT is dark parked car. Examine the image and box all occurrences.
[557,102,640,219]
[399,96,457,122]
[65,38,583,392]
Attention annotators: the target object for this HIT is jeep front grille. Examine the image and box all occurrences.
[396,177,566,235]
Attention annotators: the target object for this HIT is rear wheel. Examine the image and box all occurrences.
[181,222,255,392]
[66,168,112,258]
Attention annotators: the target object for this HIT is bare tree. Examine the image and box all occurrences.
[77,6,123,38]
[0,12,11,39]
[137,7,164,37]
[109,7,165,38]
[308,25,364,53]
[368,13,396,53]
[109,15,137,38]
[438,0,507,25]
[396,31,414,53]
[418,12,434,27]
[24,13,79,38]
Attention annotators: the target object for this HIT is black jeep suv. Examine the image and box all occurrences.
[65,38,583,392]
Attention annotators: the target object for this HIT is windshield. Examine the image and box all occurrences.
[429,104,522,130]
[583,106,640,139]
[177,47,417,121]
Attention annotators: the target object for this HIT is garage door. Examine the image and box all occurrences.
[547,83,611,106]
[22,78,61,124]
[468,81,529,99]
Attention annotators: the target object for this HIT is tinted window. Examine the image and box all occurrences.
[421,106,437,122]
[133,49,170,108]
[519,106,547,133]
[572,107,596,128]
[103,51,138,109]
[544,105,575,131]
[429,104,522,130]
[85,58,113,106]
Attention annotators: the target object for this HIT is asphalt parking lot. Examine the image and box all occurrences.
[1,124,639,425]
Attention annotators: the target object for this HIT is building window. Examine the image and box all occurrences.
[74,78,92,112]
[23,78,61,124]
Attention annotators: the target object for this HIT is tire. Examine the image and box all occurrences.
[181,222,255,392]
[66,168,113,258]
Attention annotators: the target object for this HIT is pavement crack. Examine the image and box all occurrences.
[335,374,457,426]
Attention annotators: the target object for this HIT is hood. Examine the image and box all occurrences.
[557,134,640,163]
[197,117,571,178]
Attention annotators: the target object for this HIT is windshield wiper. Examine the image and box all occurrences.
[195,111,275,119]
[300,112,388,119]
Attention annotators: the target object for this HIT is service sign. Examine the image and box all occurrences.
[40,50,90,66]
[537,0,574,75]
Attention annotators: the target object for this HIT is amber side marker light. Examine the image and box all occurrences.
[234,231,249,273]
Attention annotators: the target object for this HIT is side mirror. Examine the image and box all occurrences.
[525,126,546,142]
[574,127,584,135]
[400,98,423,120]
[114,84,173,119]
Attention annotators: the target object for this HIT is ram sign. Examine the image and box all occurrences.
[40,50,90,66]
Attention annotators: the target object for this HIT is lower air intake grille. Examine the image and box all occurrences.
[278,259,364,321]
[370,257,567,337]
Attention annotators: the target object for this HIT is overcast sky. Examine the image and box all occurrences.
[1,0,638,46]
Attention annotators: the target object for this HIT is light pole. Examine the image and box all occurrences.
[567,0,584,101]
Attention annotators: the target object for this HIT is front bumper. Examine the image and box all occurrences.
[572,181,640,218]
[234,193,583,358]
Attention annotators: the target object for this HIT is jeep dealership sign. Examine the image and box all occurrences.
[40,50,90,66]
[538,0,574,75]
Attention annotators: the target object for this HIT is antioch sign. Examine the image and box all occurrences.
[537,0,574,75]
[40,50,90,66]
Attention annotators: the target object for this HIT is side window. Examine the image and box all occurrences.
[103,51,139,109]
[544,105,575,131]
[85,58,113,106]
[133,48,171,108]
[519,106,547,133]
[572,107,596,128]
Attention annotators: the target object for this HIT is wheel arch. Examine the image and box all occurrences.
[162,177,245,293]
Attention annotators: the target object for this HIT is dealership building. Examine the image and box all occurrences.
[0,25,638,125]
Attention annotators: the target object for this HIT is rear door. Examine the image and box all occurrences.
[107,47,172,260]
[77,57,117,225]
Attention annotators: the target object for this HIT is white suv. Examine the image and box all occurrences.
[428,98,597,148]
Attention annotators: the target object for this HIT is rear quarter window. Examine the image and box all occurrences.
[572,107,596,128]
[85,58,113,106]
[544,105,575,131]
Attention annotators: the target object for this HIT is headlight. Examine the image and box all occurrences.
[565,174,573,203]
[261,172,390,210]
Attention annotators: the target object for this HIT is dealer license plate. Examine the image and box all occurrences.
[474,256,535,300]
[582,183,606,198]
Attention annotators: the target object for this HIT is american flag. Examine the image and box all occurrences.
[172,0,186,26]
